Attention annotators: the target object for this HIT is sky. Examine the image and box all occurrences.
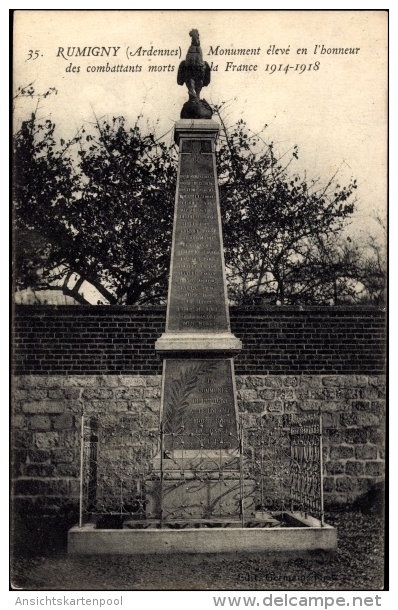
[13,10,387,241]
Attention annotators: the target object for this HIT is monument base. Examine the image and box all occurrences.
[68,513,337,555]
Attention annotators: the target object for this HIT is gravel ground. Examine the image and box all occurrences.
[11,512,385,591]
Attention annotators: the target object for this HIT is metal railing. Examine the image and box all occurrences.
[78,411,324,527]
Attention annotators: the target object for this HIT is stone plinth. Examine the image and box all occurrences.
[68,516,337,555]
[161,358,239,449]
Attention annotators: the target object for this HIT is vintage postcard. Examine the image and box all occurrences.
[12,10,387,595]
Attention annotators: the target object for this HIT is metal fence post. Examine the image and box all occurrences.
[319,410,325,526]
[239,413,245,527]
[79,413,85,528]
[160,422,164,529]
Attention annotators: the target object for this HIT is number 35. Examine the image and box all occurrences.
[27,50,40,60]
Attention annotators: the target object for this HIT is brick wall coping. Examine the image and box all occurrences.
[14,304,385,315]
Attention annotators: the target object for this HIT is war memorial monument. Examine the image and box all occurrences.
[68,30,336,554]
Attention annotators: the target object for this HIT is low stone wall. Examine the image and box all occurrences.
[12,373,385,524]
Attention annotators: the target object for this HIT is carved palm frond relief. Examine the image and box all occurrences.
[164,362,217,434]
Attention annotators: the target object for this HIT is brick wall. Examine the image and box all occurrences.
[13,305,385,375]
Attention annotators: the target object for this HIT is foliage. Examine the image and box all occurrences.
[339,218,386,306]
[13,93,176,304]
[13,90,384,306]
[214,106,360,305]
[13,95,84,301]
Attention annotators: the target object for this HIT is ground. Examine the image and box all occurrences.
[10,511,385,591]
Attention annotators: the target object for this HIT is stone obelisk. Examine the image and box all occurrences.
[152,30,242,519]
[155,118,242,449]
